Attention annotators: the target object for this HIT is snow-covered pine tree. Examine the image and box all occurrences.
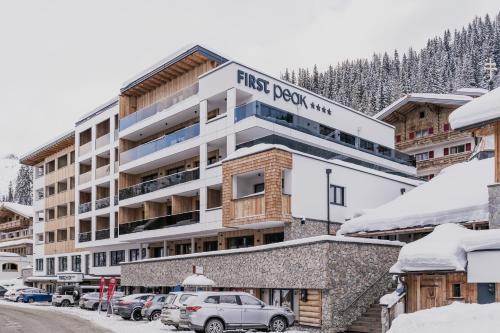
[7,181,14,202]
[14,165,33,206]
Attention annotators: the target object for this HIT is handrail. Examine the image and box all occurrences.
[339,271,390,313]
[384,292,406,309]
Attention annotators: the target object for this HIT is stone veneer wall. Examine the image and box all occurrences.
[222,148,293,227]
[121,238,401,332]
[284,217,342,240]
[488,183,500,229]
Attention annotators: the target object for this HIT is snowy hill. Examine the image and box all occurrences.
[0,154,20,199]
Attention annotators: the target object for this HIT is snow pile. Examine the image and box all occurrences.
[339,158,493,235]
[0,278,25,289]
[388,302,500,333]
[182,274,215,287]
[450,85,500,130]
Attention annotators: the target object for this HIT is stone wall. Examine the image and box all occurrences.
[488,183,500,229]
[284,217,341,240]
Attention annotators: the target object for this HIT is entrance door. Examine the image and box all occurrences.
[418,275,445,311]
[477,283,496,304]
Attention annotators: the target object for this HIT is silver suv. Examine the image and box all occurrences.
[179,292,294,333]
[160,292,197,328]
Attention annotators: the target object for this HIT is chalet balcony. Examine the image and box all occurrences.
[79,231,92,242]
[79,171,91,184]
[95,164,110,179]
[233,193,265,219]
[95,197,110,210]
[0,219,29,232]
[79,141,91,156]
[95,228,110,240]
[120,123,200,164]
[119,168,200,201]
[118,210,200,235]
[79,202,92,214]
[120,82,199,131]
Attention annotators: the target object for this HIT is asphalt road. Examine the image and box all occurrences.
[0,304,112,333]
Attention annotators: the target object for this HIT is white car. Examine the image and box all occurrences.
[160,292,197,328]
[6,287,40,302]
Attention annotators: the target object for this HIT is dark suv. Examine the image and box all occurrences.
[115,293,153,320]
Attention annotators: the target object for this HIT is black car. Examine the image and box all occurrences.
[0,286,7,297]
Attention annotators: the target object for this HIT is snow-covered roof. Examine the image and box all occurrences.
[182,274,215,287]
[450,86,500,130]
[455,87,489,97]
[0,238,33,248]
[0,251,20,257]
[390,224,500,273]
[339,157,493,235]
[374,93,472,120]
[0,202,33,218]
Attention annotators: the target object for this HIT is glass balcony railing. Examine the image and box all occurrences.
[120,123,200,164]
[79,141,91,156]
[235,101,415,167]
[119,168,200,201]
[95,229,110,240]
[114,195,118,205]
[95,197,110,210]
[95,133,110,149]
[120,82,199,131]
[118,211,200,235]
[78,202,92,214]
[79,231,91,242]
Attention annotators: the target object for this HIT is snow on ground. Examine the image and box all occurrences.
[339,158,493,235]
[450,85,500,130]
[0,300,308,333]
[388,302,500,333]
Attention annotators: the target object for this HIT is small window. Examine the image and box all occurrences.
[220,295,238,305]
[240,295,262,306]
[254,183,264,193]
[419,111,425,118]
[330,185,345,206]
[204,296,219,304]
[452,283,461,298]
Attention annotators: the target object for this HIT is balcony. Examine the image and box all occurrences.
[120,123,200,164]
[95,229,110,240]
[95,164,110,179]
[79,231,91,242]
[95,197,110,210]
[79,171,91,184]
[119,168,200,201]
[114,195,118,205]
[79,142,91,156]
[120,82,199,131]
[78,202,92,214]
[95,133,110,149]
[114,161,118,173]
[233,194,265,219]
[119,210,200,235]
[0,220,24,232]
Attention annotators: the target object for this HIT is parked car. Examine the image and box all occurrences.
[7,287,40,302]
[0,286,7,297]
[160,292,197,328]
[114,293,153,321]
[52,285,82,307]
[20,290,52,303]
[80,291,125,311]
[179,292,295,333]
[141,294,169,321]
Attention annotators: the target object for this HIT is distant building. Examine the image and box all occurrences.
[374,89,487,179]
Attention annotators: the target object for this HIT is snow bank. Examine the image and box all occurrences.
[339,158,493,235]
[450,85,500,130]
[182,274,215,287]
[388,302,500,333]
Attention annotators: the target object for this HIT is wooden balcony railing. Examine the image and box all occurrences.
[282,194,291,215]
[233,194,265,219]
[0,220,29,232]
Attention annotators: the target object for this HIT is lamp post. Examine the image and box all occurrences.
[326,168,332,235]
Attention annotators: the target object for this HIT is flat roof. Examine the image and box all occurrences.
[19,129,75,166]
[76,96,118,126]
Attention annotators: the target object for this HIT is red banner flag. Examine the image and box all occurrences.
[107,277,117,302]
[99,276,106,302]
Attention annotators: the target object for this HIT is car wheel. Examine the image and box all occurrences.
[204,318,224,333]
[132,309,143,321]
[92,303,99,311]
[269,316,287,332]
[28,298,35,303]
[61,300,70,307]
[149,310,161,321]
[121,316,131,320]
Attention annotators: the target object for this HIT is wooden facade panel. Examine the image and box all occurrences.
[233,195,265,219]
[299,289,322,327]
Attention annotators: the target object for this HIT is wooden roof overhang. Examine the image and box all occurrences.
[121,45,227,97]
[19,131,75,166]
[382,100,466,124]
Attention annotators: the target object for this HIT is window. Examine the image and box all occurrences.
[129,249,140,262]
[58,256,67,272]
[71,255,81,272]
[359,139,374,152]
[175,243,192,255]
[264,232,284,245]
[339,131,356,146]
[446,143,471,156]
[419,111,425,118]
[452,283,461,298]
[110,250,125,266]
[57,155,68,169]
[415,152,430,161]
[253,183,265,193]
[93,252,106,267]
[226,236,254,249]
[415,129,429,138]
[330,185,345,206]
[240,295,262,306]
[46,258,55,275]
[203,241,218,252]
[220,295,239,305]
[271,289,293,310]
[205,296,219,304]
[35,259,43,271]
[70,151,75,164]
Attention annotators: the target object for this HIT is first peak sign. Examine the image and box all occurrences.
[237,69,308,108]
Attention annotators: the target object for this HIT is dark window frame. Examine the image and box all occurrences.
[330,185,346,206]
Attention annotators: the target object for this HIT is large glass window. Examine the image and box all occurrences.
[93,252,106,267]
[58,256,67,272]
[110,250,125,266]
[203,241,218,252]
[35,259,43,271]
[264,232,284,245]
[175,243,192,255]
[271,289,294,310]
[71,255,81,272]
[226,235,254,249]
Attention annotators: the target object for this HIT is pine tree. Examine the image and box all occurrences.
[14,165,33,206]
[7,181,14,202]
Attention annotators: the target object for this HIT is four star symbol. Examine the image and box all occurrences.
[308,102,332,116]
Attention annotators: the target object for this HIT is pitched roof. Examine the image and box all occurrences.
[0,202,33,218]
[450,86,500,130]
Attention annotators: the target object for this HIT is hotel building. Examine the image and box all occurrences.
[22,45,424,331]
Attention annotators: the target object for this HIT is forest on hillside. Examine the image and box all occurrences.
[282,12,500,115]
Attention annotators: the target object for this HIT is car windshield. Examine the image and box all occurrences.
[164,294,177,304]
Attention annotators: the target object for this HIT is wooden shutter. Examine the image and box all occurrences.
[444,148,449,156]
[396,135,401,143]
[466,143,472,151]
[443,123,450,132]
[429,150,434,159]
[409,132,415,140]
[428,127,434,135]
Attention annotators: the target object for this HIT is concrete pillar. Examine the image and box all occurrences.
[199,142,207,178]
[226,88,236,124]
[199,186,207,226]
[227,133,236,155]
[199,99,207,135]
[488,183,500,229]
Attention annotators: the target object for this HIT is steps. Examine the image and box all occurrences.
[346,303,383,333]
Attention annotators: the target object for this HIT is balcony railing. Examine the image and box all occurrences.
[119,82,199,131]
[79,141,91,156]
[120,123,200,164]
[114,160,118,173]
[235,101,415,167]
[95,229,110,240]
[79,231,92,242]
[119,168,200,201]
[0,220,23,232]
[79,171,91,184]
[78,202,92,214]
[233,194,265,219]
[95,197,110,210]
[114,129,118,141]
[95,133,110,149]
[119,210,200,235]
[95,164,110,179]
